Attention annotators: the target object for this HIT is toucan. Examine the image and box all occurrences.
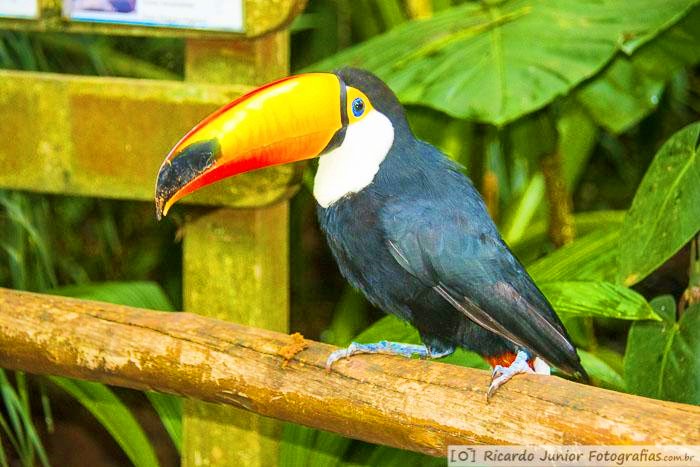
[155,68,587,398]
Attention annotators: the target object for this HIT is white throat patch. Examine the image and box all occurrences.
[313,110,394,208]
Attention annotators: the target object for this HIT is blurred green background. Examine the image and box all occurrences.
[1,0,700,465]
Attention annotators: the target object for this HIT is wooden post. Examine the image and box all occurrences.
[182,31,291,467]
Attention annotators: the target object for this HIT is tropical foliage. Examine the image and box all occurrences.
[1,0,700,465]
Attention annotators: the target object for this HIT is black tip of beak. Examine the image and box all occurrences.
[154,139,221,220]
[155,194,166,222]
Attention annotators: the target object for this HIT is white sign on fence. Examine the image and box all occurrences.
[64,0,244,32]
[0,0,39,19]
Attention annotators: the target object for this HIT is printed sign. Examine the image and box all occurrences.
[64,0,244,32]
[0,0,39,19]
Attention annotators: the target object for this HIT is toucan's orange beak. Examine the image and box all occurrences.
[155,73,344,219]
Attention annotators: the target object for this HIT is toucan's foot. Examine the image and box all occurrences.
[487,350,534,401]
[325,340,454,371]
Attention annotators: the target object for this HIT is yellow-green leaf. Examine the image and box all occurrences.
[624,297,700,404]
[617,122,700,286]
[539,281,658,320]
[50,378,159,467]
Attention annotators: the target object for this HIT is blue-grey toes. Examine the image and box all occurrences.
[325,340,453,370]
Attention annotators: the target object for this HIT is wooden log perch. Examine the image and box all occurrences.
[0,288,699,456]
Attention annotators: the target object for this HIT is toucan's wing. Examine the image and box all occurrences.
[382,200,585,377]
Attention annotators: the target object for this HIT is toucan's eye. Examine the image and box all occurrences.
[352,97,365,117]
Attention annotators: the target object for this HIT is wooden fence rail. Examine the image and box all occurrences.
[0,287,698,456]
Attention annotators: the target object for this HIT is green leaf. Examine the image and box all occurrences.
[0,409,21,458]
[309,0,699,125]
[617,122,700,286]
[145,392,181,453]
[560,316,596,349]
[407,107,475,169]
[280,424,350,467]
[577,7,700,133]
[0,370,49,467]
[528,228,621,283]
[630,5,700,81]
[0,437,7,467]
[49,281,174,311]
[353,314,420,344]
[592,346,626,376]
[307,432,353,467]
[360,446,443,467]
[441,349,491,370]
[280,424,319,467]
[498,110,557,243]
[510,210,625,261]
[576,58,664,134]
[539,281,658,320]
[558,104,598,190]
[578,349,625,391]
[624,296,700,404]
[49,377,160,467]
[321,286,370,346]
[501,173,545,245]
[374,0,407,29]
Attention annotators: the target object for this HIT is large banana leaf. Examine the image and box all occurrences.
[309,0,699,125]
[617,122,700,285]
[577,6,700,133]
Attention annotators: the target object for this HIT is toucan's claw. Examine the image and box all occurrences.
[487,350,534,401]
[325,340,453,372]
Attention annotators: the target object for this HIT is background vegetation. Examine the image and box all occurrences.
[1,0,700,465]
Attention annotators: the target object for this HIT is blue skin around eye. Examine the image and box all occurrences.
[352,98,365,117]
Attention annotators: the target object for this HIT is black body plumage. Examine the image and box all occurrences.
[317,68,586,378]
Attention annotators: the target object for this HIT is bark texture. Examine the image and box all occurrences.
[1,288,699,456]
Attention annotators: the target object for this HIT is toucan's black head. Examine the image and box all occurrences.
[334,67,409,132]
